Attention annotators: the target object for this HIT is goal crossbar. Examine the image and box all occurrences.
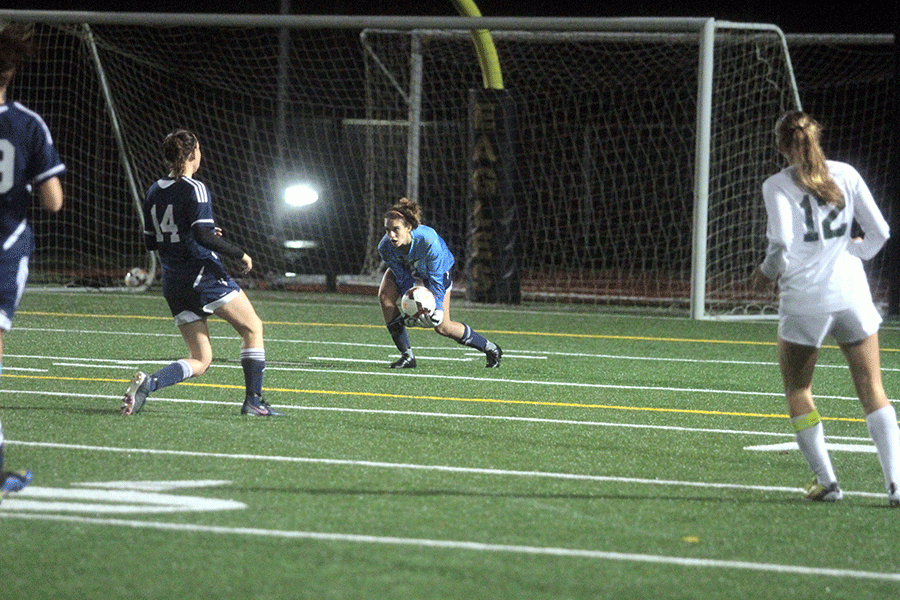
[1,11,713,31]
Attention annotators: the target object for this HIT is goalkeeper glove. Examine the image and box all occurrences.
[423,309,444,328]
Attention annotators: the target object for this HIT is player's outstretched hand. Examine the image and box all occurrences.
[240,253,253,274]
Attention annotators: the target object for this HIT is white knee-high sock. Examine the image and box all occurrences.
[866,404,900,491]
[792,410,838,485]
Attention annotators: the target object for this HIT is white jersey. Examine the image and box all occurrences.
[759,160,889,315]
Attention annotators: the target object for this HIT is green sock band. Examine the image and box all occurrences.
[791,410,822,432]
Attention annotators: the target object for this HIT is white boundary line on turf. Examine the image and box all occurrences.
[306,355,477,363]
[29,358,891,403]
[746,441,876,453]
[229,365,896,403]
[0,388,878,443]
[3,439,885,499]
[262,405,877,443]
[1,512,898,582]
[7,351,882,402]
[13,330,900,372]
[11,341,900,392]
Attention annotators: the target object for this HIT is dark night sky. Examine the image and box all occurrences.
[7,0,899,35]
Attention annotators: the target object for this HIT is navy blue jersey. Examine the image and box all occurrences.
[0,101,65,257]
[142,176,226,278]
[378,224,455,310]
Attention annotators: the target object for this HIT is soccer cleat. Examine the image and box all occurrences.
[390,353,417,369]
[0,470,32,500]
[240,396,282,417]
[121,371,152,415]
[805,478,843,502]
[889,482,899,507]
[485,345,503,368]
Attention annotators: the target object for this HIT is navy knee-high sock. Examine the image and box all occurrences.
[150,359,193,391]
[387,314,412,354]
[241,348,266,399]
[457,323,494,352]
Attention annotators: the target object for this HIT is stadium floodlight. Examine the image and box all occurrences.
[283,182,319,207]
[283,239,319,249]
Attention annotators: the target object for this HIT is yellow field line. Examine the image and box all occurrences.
[18,310,900,352]
[2,372,867,424]
[22,310,171,321]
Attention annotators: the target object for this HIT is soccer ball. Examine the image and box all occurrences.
[400,286,436,325]
[124,267,148,288]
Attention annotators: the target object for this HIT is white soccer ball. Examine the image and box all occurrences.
[400,286,436,324]
[124,267,148,288]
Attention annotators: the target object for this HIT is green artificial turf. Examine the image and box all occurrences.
[1,289,898,599]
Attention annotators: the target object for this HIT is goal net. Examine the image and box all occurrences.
[362,24,800,316]
[14,20,372,290]
[7,15,890,317]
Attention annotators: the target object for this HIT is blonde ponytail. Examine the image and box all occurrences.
[775,111,844,209]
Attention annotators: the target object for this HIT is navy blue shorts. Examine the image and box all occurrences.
[162,264,241,326]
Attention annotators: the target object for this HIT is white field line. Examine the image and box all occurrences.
[6,352,887,402]
[13,326,900,371]
[746,441,876,453]
[307,355,476,363]
[252,366,870,401]
[0,389,873,443]
[2,439,884,500]
[2,512,899,583]
[307,355,548,362]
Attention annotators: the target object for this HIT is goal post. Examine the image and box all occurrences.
[690,20,802,319]
[1,12,823,316]
[80,23,157,290]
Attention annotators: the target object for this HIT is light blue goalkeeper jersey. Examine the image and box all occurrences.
[378,224,455,310]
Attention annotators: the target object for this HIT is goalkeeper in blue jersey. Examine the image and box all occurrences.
[120,129,279,417]
[0,28,65,498]
[377,198,502,368]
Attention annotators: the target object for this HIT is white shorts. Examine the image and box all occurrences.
[779,303,882,347]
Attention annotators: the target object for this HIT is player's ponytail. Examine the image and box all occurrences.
[775,111,844,209]
[162,129,198,179]
[385,197,422,229]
